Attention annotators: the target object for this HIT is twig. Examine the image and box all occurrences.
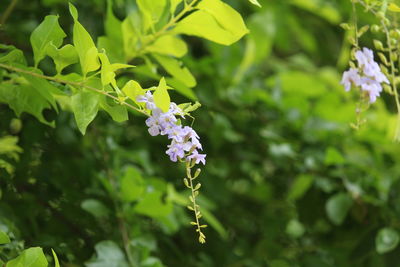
[0,0,18,27]
[0,63,149,117]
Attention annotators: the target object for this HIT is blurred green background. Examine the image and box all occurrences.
[1,0,400,266]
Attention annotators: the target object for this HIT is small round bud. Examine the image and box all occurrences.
[373,40,384,51]
[371,24,380,33]
[9,118,22,134]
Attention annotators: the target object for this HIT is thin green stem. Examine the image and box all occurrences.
[185,161,206,244]
[135,0,200,57]
[0,0,18,27]
[0,63,149,117]
[352,1,359,49]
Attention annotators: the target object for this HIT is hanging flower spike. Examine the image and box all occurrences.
[137,90,208,243]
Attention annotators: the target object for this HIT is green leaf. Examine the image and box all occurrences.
[6,247,48,267]
[71,90,99,135]
[195,0,249,43]
[98,53,133,87]
[120,167,145,202]
[173,9,247,46]
[0,45,26,65]
[0,230,10,245]
[166,78,197,100]
[30,15,66,67]
[248,0,262,7]
[170,0,182,14]
[81,199,110,218]
[0,84,54,126]
[324,147,345,165]
[136,0,167,31]
[287,174,314,201]
[376,227,400,254]
[69,3,100,76]
[146,35,187,57]
[85,241,129,267]
[105,0,123,45]
[99,96,128,123]
[154,54,196,87]
[389,3,400,12]
[122,80,145,103]
[22,69,65,111]
[51,249,60,267]
[122,14,140,60]
[153,77,170,112]
[134,190,173,218]
[325,192,353,226]
[0,136,23,157]
[47,44,78,74]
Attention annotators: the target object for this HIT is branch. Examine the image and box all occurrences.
[0,63,149,117]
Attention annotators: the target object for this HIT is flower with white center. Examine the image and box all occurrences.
[341,47,389,103]
[341,68,361,92]
[137,91,206,165]
[188,150,206,165]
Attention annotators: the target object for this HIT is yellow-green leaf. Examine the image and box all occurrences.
[173,10,246,45]
[154,54,196,87]
[47,43,78,74]
[248,0,262,7]
[99,53,133,87]
[69,3,100,76]
[30,15,66,67]
[389,3,400,12]
[197,0,249,42]
[146,35,188,57]
[52,249,60,267]
[153,77,170,112]
[122,80,145,103]
[136,0,167,31]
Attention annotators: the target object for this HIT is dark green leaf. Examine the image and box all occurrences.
[376,228,400,254]
[325,192,353,226]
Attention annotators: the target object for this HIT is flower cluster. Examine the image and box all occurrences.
[341,47,389,103]
[137,91,206,165]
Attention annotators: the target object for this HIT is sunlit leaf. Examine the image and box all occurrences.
[6,247,48,267]
[30,15,66,66]
[146,35,188,58]
[153,77,170,112]
[69,3,100,76]
[47,43,79,74]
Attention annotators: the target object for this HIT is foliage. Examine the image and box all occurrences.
[1,0,400,266]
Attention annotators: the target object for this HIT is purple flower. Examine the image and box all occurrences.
[355,47,374,67]
[136,91,156,110]
[166,142,185,162]
[188,150,206,165]
[341,68,360,92]
[138,90,206,165]
[360,77,382,103]
[342,47,389,103]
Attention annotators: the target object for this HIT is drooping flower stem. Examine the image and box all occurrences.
[184,160,207,244]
